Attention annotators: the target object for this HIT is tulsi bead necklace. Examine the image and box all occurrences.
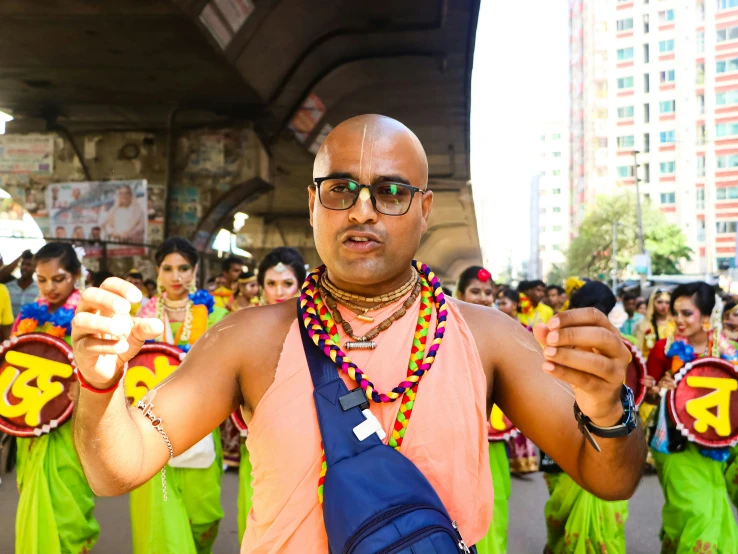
[300,261,449,503]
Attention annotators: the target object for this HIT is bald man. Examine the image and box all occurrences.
[71,115,645,553]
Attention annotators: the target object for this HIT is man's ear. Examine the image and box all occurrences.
[308,186,316,227]
[419,190,434,234]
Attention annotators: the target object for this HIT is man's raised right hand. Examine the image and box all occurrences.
[72,277,164,390]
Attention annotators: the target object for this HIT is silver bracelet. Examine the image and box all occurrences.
[136,400,174,500]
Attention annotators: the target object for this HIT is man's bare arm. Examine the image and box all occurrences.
[71,279,287,496]
[461,304,646,500]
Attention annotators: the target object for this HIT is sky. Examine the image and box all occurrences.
[470,0,570,278]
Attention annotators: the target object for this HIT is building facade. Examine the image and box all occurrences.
[571,0,738,273]
[531,122,571,280]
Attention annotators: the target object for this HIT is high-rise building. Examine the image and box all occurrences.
[570,0,738,273]
[530,122,571,280]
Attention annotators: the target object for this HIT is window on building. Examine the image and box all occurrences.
[660,192,676,204]
[658,9,675,22]
[540,134,546,141]
[553,207,562,213]
[552,170,562,176]
[660,161,676,174]
[644,133,650,153]
[552,133,561,140]
[644,14,650,33]
[618,166,635,177]
[552,152,562,157]
[596,80,608,98]
[617,105,634,118]
[717,186,738,199]
[644,73,650,93]
[644,163,651,182]
[659,39,675,52]
[717,26,738,42]
[552,188,562,194]
[697,124,706,145]
[717,58,738,73]
[553,226,563,232]
[697,156,706,177]
[697,94,705,115]
[659,100,676,113]
[644,43,650,63]
[660,69,676,83]
[716,221,738,233]
[717,122,738,137]
[617,47,635,60]
[618,135,635,148]
[644,103,650,122]
[660,130,676,143]
[718,154,738,168]
[697,189,705,210]
[719,0,738,10]
[697,31,705,53]
[697,63,705,84]
[698,219,706,242]
[540,208,546,215]
[617,18,634,31]
[717,88,738,105]
[618,76,635,89]
[597,137,608,148]
[597,108,608,118]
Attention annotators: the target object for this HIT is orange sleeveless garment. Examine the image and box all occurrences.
[241,294,493,553]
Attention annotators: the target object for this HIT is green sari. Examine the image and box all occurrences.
[543,472,628,554]
[652,444,738,553]
[129,305,228,554]
[475,441,511,554]
[237,440,254,543]
[16,423,100,554]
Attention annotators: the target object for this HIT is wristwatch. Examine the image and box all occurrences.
[573,384,637,452]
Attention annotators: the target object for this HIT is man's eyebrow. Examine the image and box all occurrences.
[373,174,411,185]
[322,172,357,180]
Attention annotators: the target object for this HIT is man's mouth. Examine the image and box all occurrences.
[343,235,381,252]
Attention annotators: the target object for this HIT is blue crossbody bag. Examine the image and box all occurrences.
[298,308,474,554]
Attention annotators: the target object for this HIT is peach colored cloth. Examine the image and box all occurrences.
[241,295,493,553]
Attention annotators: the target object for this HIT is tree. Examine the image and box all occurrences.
[566,193,692,279]
[546,263,568,286]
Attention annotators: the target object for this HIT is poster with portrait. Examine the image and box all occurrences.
[46,180,147,257]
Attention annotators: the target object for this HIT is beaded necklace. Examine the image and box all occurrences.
[300,261,448,504]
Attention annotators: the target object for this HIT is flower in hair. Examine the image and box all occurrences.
[477,268,492,282]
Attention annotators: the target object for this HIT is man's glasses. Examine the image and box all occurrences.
[313,177,425,216]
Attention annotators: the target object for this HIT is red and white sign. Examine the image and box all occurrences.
[668,357,738,448]
[124,343,185,406]
[0,333,76,437]
[487,404,519,442]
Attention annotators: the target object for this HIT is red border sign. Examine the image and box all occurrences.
[487,404,519,442]
[124,343,185,406]
[623,339,647,409]
[667,357,738,449]
[0,333,77,437]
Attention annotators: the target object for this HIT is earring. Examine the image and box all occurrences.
[189,279,197,294]
[702,320,711,332]
[157,280,165,297]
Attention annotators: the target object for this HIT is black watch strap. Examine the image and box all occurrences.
[574,384,637,452]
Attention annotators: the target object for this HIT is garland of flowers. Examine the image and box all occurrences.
[16,290,81,338]
[152,290,214,352]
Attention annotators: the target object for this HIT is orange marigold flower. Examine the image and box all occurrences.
[16,319,38,335]
[188,305,209,344]
[46,325,67,338]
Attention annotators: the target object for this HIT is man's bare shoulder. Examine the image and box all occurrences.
[198,301,297,414]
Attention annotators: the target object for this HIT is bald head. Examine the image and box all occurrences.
[313,114,429,188]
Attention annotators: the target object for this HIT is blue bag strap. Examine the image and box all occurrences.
[297,301,383,465]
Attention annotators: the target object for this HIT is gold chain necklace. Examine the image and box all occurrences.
[321,270,417,305]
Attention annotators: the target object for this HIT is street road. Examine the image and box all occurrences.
[0,469,672,553]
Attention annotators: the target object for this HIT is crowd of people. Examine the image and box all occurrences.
[0,115,734,554]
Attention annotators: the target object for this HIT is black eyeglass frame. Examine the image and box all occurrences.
[312,177,426,216]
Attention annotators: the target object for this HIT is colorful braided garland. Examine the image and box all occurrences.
[299,260,448,404]
[300,261,447,504]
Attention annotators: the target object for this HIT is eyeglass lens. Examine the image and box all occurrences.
[318,179,414,215]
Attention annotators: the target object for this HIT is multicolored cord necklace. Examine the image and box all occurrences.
[299,261,448,503]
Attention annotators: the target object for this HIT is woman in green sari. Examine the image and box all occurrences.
[542,282,629,554]
[12,242,98,554]
[130,238,229,554]
[645,282,738,553]
[454,266,510,554]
